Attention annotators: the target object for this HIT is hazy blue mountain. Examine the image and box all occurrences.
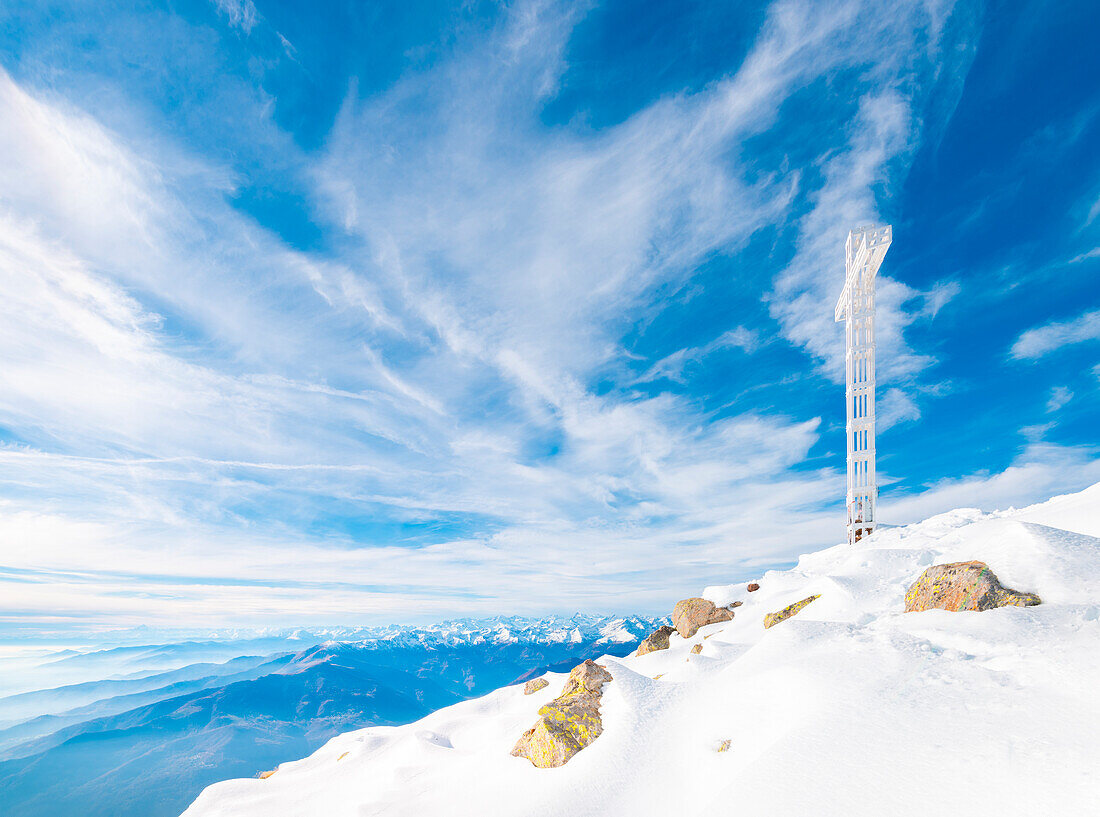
[0,615,661,817]
[0,653,280,726]
[0,653,292,757]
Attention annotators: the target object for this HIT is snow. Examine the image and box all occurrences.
[183,485,1100,817]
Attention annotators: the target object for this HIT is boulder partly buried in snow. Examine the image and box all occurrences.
[672,598,734,638]
[763,594,820,629]
[511,659,613,768]
[523,678,549,694]
[637,625,675,655]
[904,561,1041,613]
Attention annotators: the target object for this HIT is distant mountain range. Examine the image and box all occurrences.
[0,615,662,817]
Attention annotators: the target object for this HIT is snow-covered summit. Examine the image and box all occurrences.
[184,484,1100,817]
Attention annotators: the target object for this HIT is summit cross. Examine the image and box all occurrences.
[834,224,892,545]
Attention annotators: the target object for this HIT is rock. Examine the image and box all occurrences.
[637,625,675,655]
[511,721,573,768]
[257,769,277,779]
[511,659,613,768]
[747,583,760,592]
[729,600,743,608]
[763,594,820,629]
[716,739,731,752]
[904,561,1041,613]
[524,678,550,694]
[690,643,703,654]
[672,597,734,638]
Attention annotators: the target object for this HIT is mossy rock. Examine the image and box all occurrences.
[905,561,1040,612]
[672,598,734,638]
[511,660,612,768]
[637,625,675,655]
[763,594,820,629]
[523,678,550,694]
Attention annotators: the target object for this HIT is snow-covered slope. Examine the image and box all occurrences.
[184,484,1100,817]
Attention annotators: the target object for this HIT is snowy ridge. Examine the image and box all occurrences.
[59,614,661,654]
[334,614,662,648]
[242,614,660,650]
[184,483,1100,817]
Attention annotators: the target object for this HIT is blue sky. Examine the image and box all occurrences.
[0,0,1097,639]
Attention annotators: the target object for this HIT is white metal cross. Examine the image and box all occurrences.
[834,224,892,544]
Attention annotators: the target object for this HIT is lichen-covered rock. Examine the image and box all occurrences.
[511,659,613,768]
[904,561,1041,613]
[511,720,577,768]
[524,678,549,694]
[637,625,675,655]
[716,739,731,752]
[763,594,820,629]
[672,598,734,638]
[690,643,703,655]
[747,583,760,592]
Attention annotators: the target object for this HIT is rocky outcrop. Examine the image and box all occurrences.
[672,598,734,638]
[511,660,613,768]
[763,594,820,629]
[524,678,549,694]
[747,583,760,592]
[904,562,1041,613]
[637,625,675,655]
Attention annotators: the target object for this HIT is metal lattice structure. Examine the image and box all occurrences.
[834,224,892,545]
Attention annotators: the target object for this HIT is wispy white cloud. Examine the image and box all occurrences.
[920,280,961,319]
[3,437,1095,635]
[884,442,1100,524]
[1012,309,1100,359]
[211,0,259,34]
[635,328,759,385]
[877,387,921,431]
[1046,386,1074,413]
